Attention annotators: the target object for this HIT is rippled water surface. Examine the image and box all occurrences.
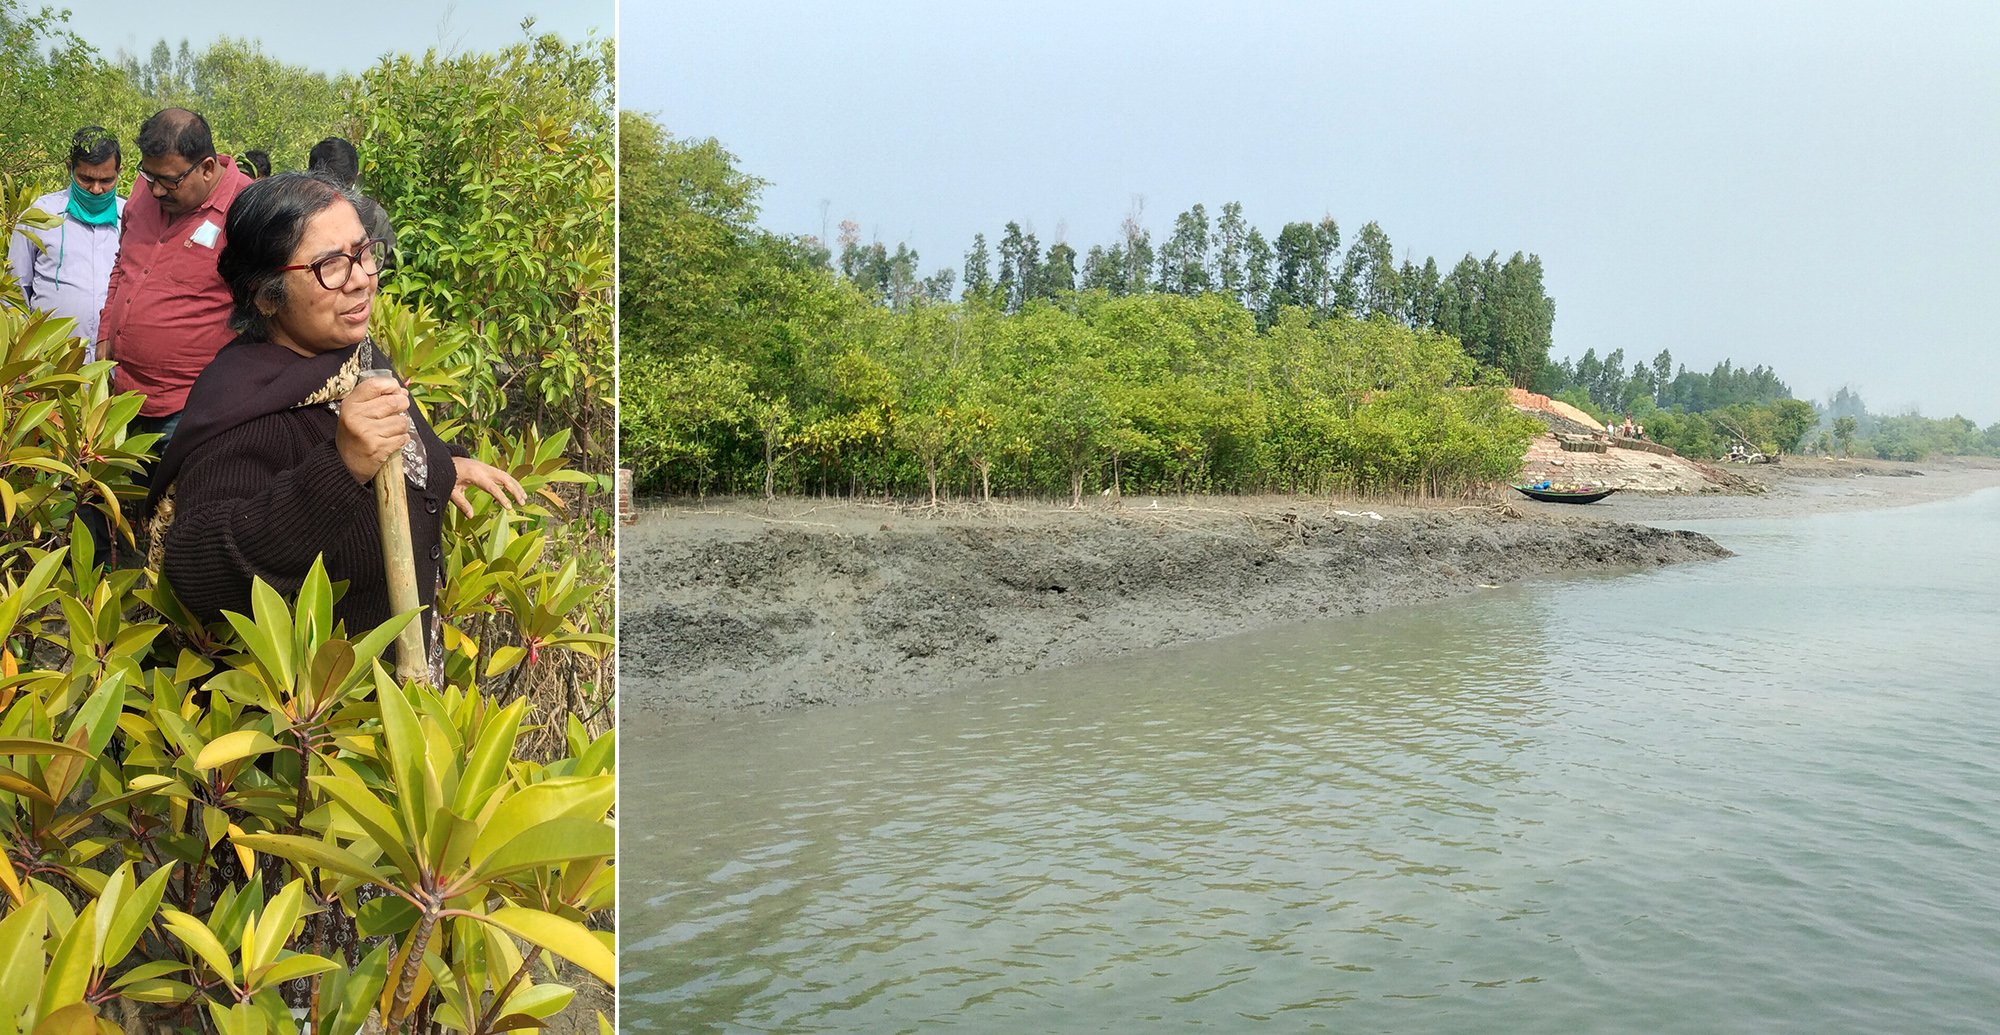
[623,491,2000,1033]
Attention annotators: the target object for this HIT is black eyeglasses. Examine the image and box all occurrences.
[280,239,389,290]
[137,163,198,190]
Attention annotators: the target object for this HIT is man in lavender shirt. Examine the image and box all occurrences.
[5,126,126,361]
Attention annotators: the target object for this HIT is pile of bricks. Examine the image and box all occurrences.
[1611,437,1676,457]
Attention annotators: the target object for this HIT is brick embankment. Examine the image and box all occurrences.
[1506,390,1733,493]
[1612,437,1677,457]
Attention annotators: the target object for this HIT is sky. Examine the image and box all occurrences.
[61,0,611,76]
[624,0,2000,423]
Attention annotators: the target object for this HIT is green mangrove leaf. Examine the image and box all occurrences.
[194,730,283,770]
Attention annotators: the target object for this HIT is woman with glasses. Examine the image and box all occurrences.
[144,171,523,673]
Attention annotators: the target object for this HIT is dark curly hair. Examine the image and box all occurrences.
[215,171,363,340]
[67,126,120,169]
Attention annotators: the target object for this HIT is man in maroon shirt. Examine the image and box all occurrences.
[97,108,253,454]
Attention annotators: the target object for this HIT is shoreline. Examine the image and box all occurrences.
[618,458,2000,725]
[1551,455,2000,522]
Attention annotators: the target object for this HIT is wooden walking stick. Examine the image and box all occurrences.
[363,370,427,681]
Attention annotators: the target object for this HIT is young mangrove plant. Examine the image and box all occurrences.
[2,184,613,1035]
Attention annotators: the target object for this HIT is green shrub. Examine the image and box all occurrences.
[620,113,1537,502]
[0,2,132,184]
[0,22,616,1029]
[0,287,613,1035]
[357,28,614,451]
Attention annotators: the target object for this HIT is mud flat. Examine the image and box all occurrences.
[620,495,1731,721]
[1531,455,2000,522]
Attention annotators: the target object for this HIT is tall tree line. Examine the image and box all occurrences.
[807,201,1556,388]
[1,6,351,180]
[953,205,1556,386]
[1535,348,1793,415]
[621,119,1540,500]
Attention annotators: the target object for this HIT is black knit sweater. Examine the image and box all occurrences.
[161,403,460,640]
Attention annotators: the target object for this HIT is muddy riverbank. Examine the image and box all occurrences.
[620,459,2000,721]
[620,494,1734,720]
[1573,454,2000,522]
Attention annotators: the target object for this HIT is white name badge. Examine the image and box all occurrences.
[190,220,221,249]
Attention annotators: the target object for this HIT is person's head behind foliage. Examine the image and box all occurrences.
[238,150,271,179]
[67,126,120,170]
[307,137,360,187]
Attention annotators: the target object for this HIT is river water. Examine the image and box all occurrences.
[621,490,2000,1033]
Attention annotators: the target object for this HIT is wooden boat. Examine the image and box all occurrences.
[1512,485,1618,504]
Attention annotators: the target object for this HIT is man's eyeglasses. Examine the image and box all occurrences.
[280,239,389,290]
[136,164,198,190]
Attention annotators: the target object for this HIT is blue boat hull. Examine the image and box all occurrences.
[1513,486,1618,504]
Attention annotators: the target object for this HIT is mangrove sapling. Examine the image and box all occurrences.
[1,23,616,1031]
[0,349,614,1035]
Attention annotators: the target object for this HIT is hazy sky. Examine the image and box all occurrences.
[625,1,2000,422]
[61,0,611,75]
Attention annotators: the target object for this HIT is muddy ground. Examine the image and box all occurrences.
[619,458,2000,722]
[1542,454,2000,522]
[620,494,1737,720]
